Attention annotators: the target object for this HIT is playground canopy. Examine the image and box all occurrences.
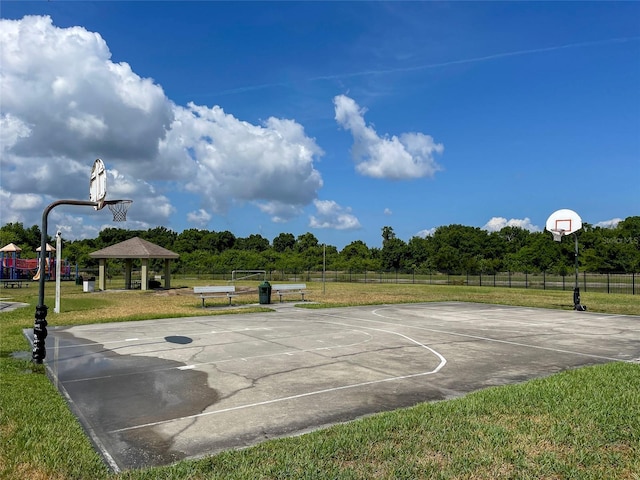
[36,243,56,252]
[89,237,179,291]
[0,243,22,253]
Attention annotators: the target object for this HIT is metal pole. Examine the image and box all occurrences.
[54,232,62,313]
[32,199,97,363]
[574,234,579,289]
[572,233,586,311]
[322,244,326,294]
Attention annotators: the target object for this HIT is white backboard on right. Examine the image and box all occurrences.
[545,209,582,235]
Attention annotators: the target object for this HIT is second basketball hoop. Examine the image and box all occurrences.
[545,208,582,241]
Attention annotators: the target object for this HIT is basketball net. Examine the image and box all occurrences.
[104,200,132,222]
[551,229,565,242]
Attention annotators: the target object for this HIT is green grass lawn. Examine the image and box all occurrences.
[1,282,639,479]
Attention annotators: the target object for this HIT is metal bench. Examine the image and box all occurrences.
[3,280,24,288]
[194,285,237,307]
[272,283,307,302]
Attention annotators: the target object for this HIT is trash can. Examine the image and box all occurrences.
[258,281,272,304]
[83,277,95,293]
[76,275,83,286]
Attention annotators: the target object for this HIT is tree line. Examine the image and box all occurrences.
[1,216,639,275]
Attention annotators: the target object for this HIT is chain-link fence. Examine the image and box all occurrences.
[141,269,637,295]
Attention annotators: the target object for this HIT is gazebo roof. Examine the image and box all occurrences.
[0,243,22,252]
[89,237,179,259]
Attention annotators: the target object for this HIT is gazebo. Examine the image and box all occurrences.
[89,237,179,291]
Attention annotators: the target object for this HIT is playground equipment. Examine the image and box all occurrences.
[0,242,71,282]
[32,263,48,281]
[0,243,23,280]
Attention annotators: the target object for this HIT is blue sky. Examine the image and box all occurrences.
[1,2,639,250]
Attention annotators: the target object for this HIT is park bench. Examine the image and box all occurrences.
[272,283,307,303]
[194,285,237,307]
[3,280,25,288]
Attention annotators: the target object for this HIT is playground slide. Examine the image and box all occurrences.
[32,264,48,281]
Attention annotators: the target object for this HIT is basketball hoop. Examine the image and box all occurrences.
[104,200,132,222]
[551,229,565,242]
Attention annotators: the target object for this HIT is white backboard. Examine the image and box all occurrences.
[89,158,107,209]
[545,209,582,235]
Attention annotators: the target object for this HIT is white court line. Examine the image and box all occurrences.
[109,321,447,434]
[111,366,441,434]
[364,307,632,363]
[61,328,376,383]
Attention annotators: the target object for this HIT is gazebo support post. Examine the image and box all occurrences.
[141,259,149,290]
[164,259,171,289]
[125,259,132,289]
[98,259,106,291]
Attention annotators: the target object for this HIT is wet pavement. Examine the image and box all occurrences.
[0,299,29,312]
[25,302,640,472]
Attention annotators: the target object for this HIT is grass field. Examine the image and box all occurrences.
[1,281,639,479]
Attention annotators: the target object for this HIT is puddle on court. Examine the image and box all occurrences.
[37,329,220,469]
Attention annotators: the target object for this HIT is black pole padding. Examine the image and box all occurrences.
[32,304,48,363]
[573,288,587,311]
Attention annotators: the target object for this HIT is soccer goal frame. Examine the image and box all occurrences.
[231,270,267,282]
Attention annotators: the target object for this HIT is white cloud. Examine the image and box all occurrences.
[334,94,443,180]
[170,102,324,214]
[483,217,541,232]
[384,208,393,215]
[595,218,622,228]
[416,228,436,237]
[0,16,173,164]
[0,15,326,239]
[0,114,31,152]
[309,199,361,230]
[187,209,212,226]
[256,202,304,223]
[10,193,42,210]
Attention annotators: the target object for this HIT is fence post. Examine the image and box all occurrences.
[543,271,546,290]
[480,272,482,287]
[525,271,528,289]
[583,271,587,292]
[509,271,511,288]
[607,273,610,294]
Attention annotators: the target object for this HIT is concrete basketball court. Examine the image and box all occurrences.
[28,301,640,472]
